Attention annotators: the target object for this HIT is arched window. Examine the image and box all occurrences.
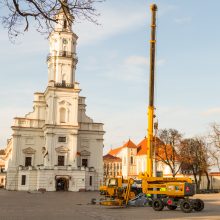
[60,108,66,123]
[63,46,67,56]
[62,74,66,85]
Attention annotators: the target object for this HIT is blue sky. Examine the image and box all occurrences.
[0,0,220,154]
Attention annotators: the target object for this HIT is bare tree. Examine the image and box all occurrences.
[156,129,183,177]
[0,0,103,40]
[208,123,220,171]
[180,137,211,192]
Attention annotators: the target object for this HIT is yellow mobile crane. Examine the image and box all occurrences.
[139,4,204,213]
[99,4,204,213]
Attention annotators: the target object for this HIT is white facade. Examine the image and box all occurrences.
[106,139,179,179]
[107,140,139,179]
[5,9,104,191]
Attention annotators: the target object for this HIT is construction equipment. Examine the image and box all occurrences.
[99,177,124,197]
[138,3,204,213]
[98,177,141,206]
[98,4,204,213]
[99,178,135,206]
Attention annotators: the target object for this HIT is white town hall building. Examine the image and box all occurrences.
[4,8,104,191]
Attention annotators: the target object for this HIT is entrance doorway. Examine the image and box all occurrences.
[56,178,69,191]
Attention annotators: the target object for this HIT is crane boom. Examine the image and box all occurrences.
[147,4,157,177]
[99,5,203,213]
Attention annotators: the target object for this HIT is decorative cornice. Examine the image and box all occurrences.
[80,150,91,156]
[55,146,69,153]
[22,147,36,154]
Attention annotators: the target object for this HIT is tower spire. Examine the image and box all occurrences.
[54,1,74,32]
[47,6,78,87]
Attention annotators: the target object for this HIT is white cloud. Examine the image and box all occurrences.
[74,7,147,46]
[124,55,148,66]
[101,55,165,82]
[75,3,179,46]
[202,108,220,116]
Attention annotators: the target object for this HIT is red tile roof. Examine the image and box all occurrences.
[122,139,137,149]
[137,138,148,156]
[107,137,179,162]
[108,146,123,156]
[136,137,165,157]
[103,154,122,162]
[108,139,137,156]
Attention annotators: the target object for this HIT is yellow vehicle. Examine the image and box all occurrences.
[139,4,204,213]
[98,177,146,206]
[100,177,124,197]
[99,4,204,213]
[99,177,136,206]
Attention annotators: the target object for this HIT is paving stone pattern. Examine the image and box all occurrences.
[0,190,220,220]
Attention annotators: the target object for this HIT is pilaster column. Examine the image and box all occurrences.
[11,134,21,167]
[69,133,77,168]
[45,133,54,167]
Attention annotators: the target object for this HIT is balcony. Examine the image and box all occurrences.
[55,82,74,89]
[47,51,78,62]
[79,122,104,132]
[13,118,45,128]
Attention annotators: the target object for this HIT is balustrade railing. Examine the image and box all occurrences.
[47,51,78,61]
[55,82,74,88]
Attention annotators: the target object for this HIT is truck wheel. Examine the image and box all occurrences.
[194,199,204,211]
[152,199,164,211]
[167,205,177,210]
[180,200,193,213]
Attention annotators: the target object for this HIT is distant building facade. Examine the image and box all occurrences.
[3,7,104,191]
[103,138,178,179]
[103,154,122,178]
[0,144,11,188]
[0,152,6,187]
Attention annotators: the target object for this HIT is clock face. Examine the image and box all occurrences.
[63,38,68,44]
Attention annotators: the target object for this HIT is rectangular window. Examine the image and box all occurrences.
[21,175,26,185]
[82,159,88,167]
[25,157,32,167]
[1,179,3,184]
[58,136,66,142]
[63,20,67,29]
[89,176,92,186]
[131,156,133,165]
[58,155,65,166]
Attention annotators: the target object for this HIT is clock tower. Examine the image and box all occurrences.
[47,7,78,86]
[5,3,105,192]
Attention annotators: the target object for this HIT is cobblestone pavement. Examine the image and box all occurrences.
[0,189,220,220]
